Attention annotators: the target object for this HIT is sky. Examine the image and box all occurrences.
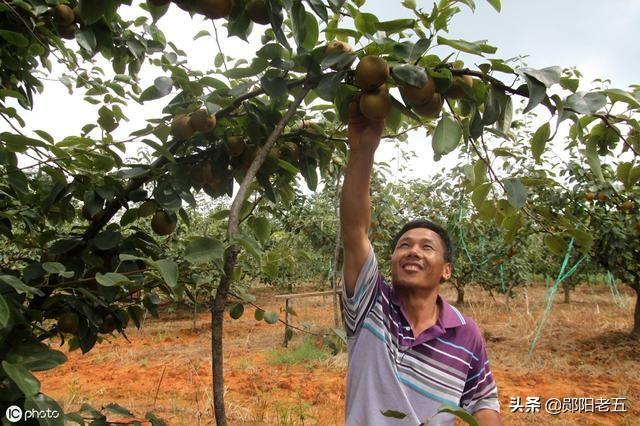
[3,0,639,183]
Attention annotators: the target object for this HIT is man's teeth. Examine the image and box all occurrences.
[404,264,421,271]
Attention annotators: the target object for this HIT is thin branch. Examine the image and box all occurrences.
[212,21,228,73]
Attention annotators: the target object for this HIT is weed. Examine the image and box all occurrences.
[267,338,330,367]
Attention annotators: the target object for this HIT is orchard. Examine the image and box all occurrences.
[0,0,639,424]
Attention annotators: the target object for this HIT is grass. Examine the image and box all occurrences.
[266,338,331,366]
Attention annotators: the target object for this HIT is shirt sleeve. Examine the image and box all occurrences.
[341,244,383,337]
[460,333,500,414]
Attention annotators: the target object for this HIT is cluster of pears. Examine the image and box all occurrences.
[326,40,475,121]
[150,0,270,25]
[171,108,217,140]
[51,4,80,40]
[57,311,119,335]
[353,55,391,121]
[401,74,473,119]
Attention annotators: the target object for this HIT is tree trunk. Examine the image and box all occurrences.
[331,172,343,328]
[563,283,571,304]
[456,285,465,305]
[632,286,640,340]
[211,247,239,426]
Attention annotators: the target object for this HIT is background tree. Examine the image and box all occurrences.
[2,0,640,424]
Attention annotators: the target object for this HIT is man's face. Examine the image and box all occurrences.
[391,227,452,290]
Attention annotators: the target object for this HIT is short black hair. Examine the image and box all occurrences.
[391,219,453,264]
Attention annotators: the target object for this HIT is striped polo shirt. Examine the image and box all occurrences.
[342,246,500,425]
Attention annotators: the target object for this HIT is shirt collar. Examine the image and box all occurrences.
[390,289,466,329]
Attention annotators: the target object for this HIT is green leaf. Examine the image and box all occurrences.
[194,30,210,40]
[154,259,178,288]
[585,137,604,182]
[42,262,66,275]
[567,228,594,253]
[432,115,462,158]
[301,12,319,50]
[184,237,224,264]
[254,308,265,321]
[0,133,46,152]
[627,166,640,188]
[145,412,167,426]
[544,235,567,256]
[485,0,501,12]
[291,1,307,48]
[154,76,173,95]
[565,92,607,114]
[437,37,496,56]
[0,30,29,47]
[471,182,492,209]
[77,28,97,52]
[249,217,272,245]
[6,346,67,372]
[503,178,528,209]
[104,403,134,418]
[263,311,279,324]
[0,275,44,296]
[380,410,407,419]
[437,405,479,426]
[374,18,415,33]
[603,88,640,109]
[147,0,170,22]
[393,38,430,62]
[559,77,579,92]
[233,234,263,261]
[25,394,64,426]
[520,66,561,88]
[93,230,122,250]
[354,12,379,35]
[95,272,131,287]
[530,122,550,164]
[0,294,10,328]
[260,75,288,99]
[78,0,118,25]
[521,74,547,114]
[229,303,244,320]
[392,64,428,87]
[2,361,40,396]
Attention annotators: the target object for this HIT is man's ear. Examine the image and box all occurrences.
[441,263,452,282]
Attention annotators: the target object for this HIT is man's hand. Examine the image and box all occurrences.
[474,409,502,426]
[347,96,385,153]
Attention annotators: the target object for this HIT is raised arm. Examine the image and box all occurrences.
[340,98,385,298]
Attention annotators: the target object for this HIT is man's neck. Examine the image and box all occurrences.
[394,286,440,337]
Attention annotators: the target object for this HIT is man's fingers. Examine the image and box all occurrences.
[348,94,365,124]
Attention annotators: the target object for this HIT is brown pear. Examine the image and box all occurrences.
[355,56,389,91]
[401,78,436,106]
[171,114,195,140]
[359,86,391,121]
[189,109,216,133]
[445,75,474,99]
[413,93,443,119]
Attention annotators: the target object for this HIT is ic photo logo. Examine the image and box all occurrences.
[5,405,61,423]
[5,405,22,423]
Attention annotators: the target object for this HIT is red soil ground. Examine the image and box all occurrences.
[38,283,640,425]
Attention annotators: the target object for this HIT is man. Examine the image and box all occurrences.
[340,98,501,425]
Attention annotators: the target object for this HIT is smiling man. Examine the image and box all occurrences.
[340,99,501,425]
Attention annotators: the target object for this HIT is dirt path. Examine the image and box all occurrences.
[38,283,640,425]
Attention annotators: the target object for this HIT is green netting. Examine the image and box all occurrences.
[607,271,626,308]
[528,239,587,358]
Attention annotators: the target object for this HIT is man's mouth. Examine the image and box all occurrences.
[402,262,423,272]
